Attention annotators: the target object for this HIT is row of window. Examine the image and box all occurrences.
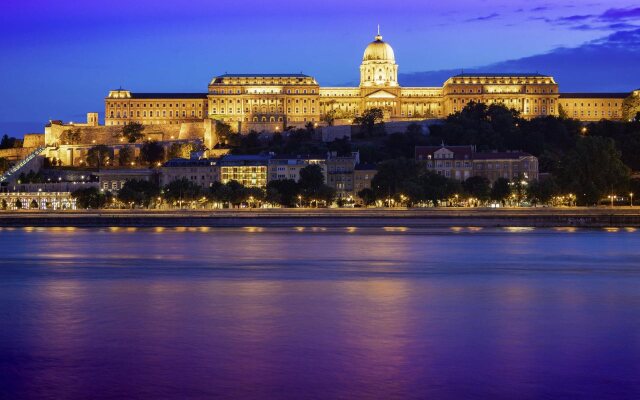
[108,102,203,108]
[109,110,201,118]
[211,88,317,94]
[211,108,316,115]
[212,98,315,104]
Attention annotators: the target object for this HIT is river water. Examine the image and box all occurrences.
[1,226,640,399]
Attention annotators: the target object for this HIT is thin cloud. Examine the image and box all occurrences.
[599,7,640,22]
[465,13,500,22]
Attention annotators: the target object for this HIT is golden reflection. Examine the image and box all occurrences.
[244,226,264,233]
[346,226,358,233]
[504,227,535,233]
[175,227,187,233]
[450,226,464,232]
[383,227,408,232]
[154,227,165,233]
[604,227,619,233]
[109,226,120,232]
[23,226,34,232]
[126,227,137,232]
[624,227,637,233]
[468,226,483,232]
[199,227,210,233]
[295,227,305,232]
[554,227,577,233]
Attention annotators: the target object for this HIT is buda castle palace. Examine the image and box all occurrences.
[103,29,636,134]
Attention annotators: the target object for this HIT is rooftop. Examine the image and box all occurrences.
[129,93,208,99]
[215,73,311,78]
[559,92,629,99]
[163,158,217,167]
[452,73,549,78]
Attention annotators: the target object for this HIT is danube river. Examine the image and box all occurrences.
[1,226,640,399]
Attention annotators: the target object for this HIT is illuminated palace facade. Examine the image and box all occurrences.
[104,31,634,132]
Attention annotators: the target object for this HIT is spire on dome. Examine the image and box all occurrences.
[375,25,382,41]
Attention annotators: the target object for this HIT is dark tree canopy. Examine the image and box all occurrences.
[72,187,111,209]
[117,179,160,208]
[462,176,491,202]
[557,136,630,205]
[163,178,202,204]
[87,145,112,168]
[140,141,165,167]
[119,122,146,143]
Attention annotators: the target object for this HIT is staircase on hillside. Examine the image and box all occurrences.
[0,146,47,184]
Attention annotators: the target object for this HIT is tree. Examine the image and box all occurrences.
[316,185,336,206]
[622,92,640,121]
[357,188,376,206]
[86,145,112,168]
[370,158,422,201]
[419,171,461,206]
[30,199,39,209]
[0,199,7,210]
[215,120,234,146]
[163,178,201,206]
[15,199,22,209]
[0,157,8,173]
[140,141,165,167]
[117,180,160,208]
[0,135,23,149]
[60,129,81,145]
[72,187,110,209]
[299,164,325,197]
[557,136,630,205]
[266,179,300,207]
[354,108,384,137]
[118,146,135,166]
[528,177,560,206]
[118,122,145,143]
[462,176,491,203]
[225,180,248,207]
[490,178,511,204]
[245,187,266,207]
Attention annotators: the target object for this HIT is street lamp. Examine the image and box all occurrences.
[630,192,634,207]
[298,195,302,208]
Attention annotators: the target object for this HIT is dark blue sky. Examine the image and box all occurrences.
[1,0,639,136]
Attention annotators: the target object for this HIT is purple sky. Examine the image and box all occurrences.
[1,0,639,136]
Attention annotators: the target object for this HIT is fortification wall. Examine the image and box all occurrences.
[23,134,45,148]
[0,147,33,161]
[46,121,207,146]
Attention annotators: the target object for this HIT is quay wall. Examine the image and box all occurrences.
[1,209,640,228]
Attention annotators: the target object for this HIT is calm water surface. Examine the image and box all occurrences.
[1,226,640,399]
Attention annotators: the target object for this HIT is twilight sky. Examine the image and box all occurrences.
[1,0,639,136]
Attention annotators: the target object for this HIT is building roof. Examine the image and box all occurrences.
[269,154,325,160]
[452,73,549,78]
[215,74,311,78]
[129,93,208,99]
[473,151,533,160]
[163,158,217,167]
[415,145,533,161]
[559,92,629,99]
[415,145,475,160]
[355,163,377,171]
[219,154,271,165]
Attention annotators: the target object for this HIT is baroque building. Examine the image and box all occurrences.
[103,29,636,133]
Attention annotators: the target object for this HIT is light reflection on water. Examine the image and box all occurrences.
[1,227,640,399]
